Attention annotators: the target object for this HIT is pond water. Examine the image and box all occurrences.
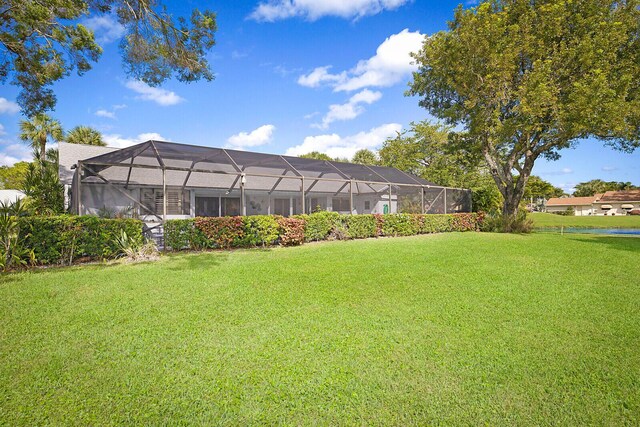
[537,227,640,236]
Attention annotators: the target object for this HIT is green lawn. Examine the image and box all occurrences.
[1,233,639,425]
[532,212,640,228]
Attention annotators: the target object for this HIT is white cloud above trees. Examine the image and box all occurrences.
[226,125,276,150]
[249,0,410,22]
[125,81,184,106]
[285,123,401,159]
[315,89,382,129]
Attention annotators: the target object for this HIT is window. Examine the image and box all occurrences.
[332,198,350,212]
[196,196,219,217]
[364,200,371,210]
[221,197,241,216]
[140,188,190,215]
[274,198,290,216]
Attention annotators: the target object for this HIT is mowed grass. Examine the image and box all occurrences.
[532,212,640,228]
[1,233,639,425]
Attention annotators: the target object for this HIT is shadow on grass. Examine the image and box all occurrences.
[565,234,640,253]
[162,246,274,271]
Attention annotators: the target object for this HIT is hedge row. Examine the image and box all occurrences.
[165,212,482,251]
[17,215,144,265]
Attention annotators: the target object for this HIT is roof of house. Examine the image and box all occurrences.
[546,194,602,206]
[597,190,640,203]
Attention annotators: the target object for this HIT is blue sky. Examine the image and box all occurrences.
[0,0,637,193]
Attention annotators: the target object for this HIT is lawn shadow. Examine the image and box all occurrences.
[565,234,640,253]
[162,246,273,271]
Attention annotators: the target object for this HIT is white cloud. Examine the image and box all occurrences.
[95,109,116,119]
[285,123,401,159]
[315,89,382,129]
[0,124,5,136]
[95,104,127,119]
[0,98,20,115]
[540,167,574,176]
[227,125,276,150]
[83,15,125,43]
[298,29,425,92]
[602,166,618,172]
[249,0,410,21]
[0,144,32,166]
[125,81,184,106]
[297,66,346,88]
[103,132,166,149]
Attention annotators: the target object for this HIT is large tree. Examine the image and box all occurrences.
[19,114,63,163]
[65,126,106,146]
[0,162,29,190]
[0,1,217,116]
[352,149,379,166]
[408,0,640,216]
[299,152,333,161]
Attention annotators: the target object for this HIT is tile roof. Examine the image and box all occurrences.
[597,190,640,202]
[546,195,601,206]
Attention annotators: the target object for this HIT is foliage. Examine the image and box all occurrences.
[481,210,533,234]
[573,179,639,197]
[165,219,211,251]
[351,149,379,165]
[22,149,65,215]
[17,215,143,265]
[379,214,419,236]
[1,0,217,115]
[97,205,136,219]
[523,176,566,200]
[195,217,245,249]
[276,217,305,246]
[165,213,483,251]
[293,211,342,241]
[0,162,29,190]
[19,113,63,162]
[344,214,377,239]
[116,230,158,262]
[65,126,106,146]
[241,216,280,247]
[551,207,575,217]
[0,201,35,271]
[408,0,640,216]
[298,151,333,161]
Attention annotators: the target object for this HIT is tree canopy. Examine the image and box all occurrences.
[0,162,29,190]
[65,126,106,146]
[299,152,333,161]
[0,0,217,116]
[351,149,379,166]
[19,114,63,163]
[408,0,640,215]
[573,179,638,197]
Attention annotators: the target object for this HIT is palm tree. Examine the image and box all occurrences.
[65,125,106,146]
[19,113,64,162]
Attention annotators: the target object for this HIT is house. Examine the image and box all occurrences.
[546,190,640,216]
[545,194,603,216]
[58,140,471,231]
[592,190,640,215]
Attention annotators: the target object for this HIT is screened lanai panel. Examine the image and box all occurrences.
[329,162,388,182]
[283,156,346,180]
[423,187,446,214]
[367,165,429,185]
[446,189,472,213]
[397,185,423,213]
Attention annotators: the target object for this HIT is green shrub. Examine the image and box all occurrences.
[242,216,280,247]
[345,214,377,239]
[195,217,245,249]
[380,213,419,236]
[165,219,211,251]
[293,211,342,241]
[277,217,305,246]
[17,215,143,265]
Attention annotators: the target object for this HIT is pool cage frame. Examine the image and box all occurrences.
[71,140,471,232]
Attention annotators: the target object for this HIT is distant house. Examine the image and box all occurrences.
[592,190,640,215]
[545,194,603,216]
[546,190,640,215]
